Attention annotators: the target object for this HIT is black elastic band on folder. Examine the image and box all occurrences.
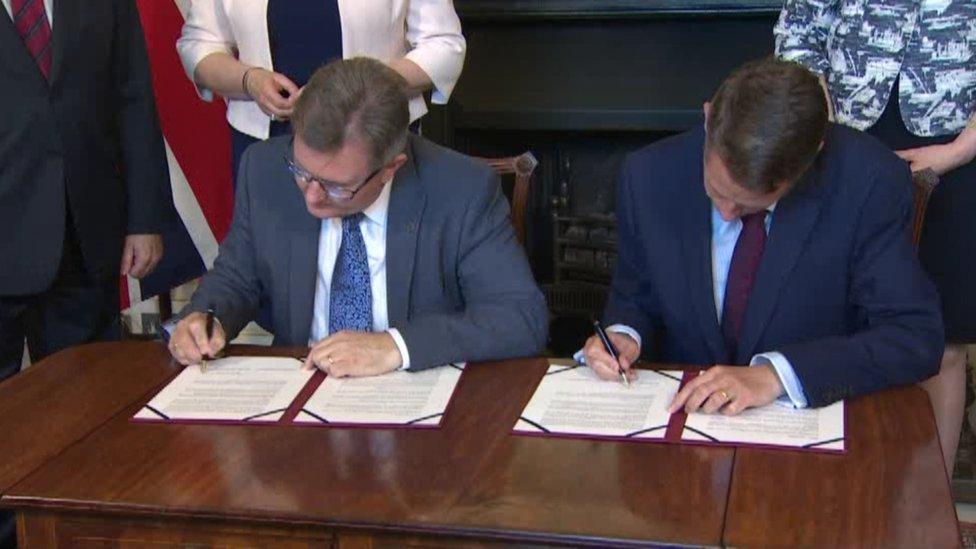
[242,407,288,422]
[449,362,465,371]
[517,416,550,433]
[625,424,668,438]
[651,370,682,382]
[545,364,582,376]
[803,437,844,449]
[143,405,170,420]
[299,408,330,423]
[406,413,442,425]
[681,425,719,442]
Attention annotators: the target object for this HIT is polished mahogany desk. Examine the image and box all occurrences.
[0,342,960,548]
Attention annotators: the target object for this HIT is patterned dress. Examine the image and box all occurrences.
[776,0,976,343]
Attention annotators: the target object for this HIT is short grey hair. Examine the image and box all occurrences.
[292,57,410,166]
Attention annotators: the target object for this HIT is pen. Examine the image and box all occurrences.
[202,308,215,373]
[593,320,629,387]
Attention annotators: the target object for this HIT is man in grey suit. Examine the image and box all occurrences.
[168,57,547,376]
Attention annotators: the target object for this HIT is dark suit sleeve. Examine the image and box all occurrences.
[602,157,659,354]
[113,0,175,234]
[181,147,261,340]
[394,170,548,369]
[779,162,944,407]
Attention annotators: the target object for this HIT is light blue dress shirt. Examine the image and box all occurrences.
[578,203,809,408]
[710,204,808,408]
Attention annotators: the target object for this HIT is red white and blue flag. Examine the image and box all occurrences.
[124,0,234,319]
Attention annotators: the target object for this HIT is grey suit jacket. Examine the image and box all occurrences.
[184,134,548,369]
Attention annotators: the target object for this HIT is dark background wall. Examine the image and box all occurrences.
[424,0,783,351]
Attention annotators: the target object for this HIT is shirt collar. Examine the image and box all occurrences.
[360,177,393,228]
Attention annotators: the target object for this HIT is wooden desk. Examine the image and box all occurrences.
[0,342,960,548]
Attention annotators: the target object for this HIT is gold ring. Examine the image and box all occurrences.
[719,390,730,400]
[327,355,334,365]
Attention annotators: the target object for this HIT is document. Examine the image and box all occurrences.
[294,363,464,426]
[134,356,312,423]
[682,400,845,450]
[513,364,682,440]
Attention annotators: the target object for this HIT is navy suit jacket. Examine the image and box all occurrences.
[605,125,943,407]
[184,134,548,370]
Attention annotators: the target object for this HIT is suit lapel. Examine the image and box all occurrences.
[48,0,70,88]
[286,222,320,345]
[385,137,427,326]
[735,169,826,361]
[680,157,728,364]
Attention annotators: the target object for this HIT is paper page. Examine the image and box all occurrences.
[294,363,464,426]
[513,364,682,440]
[682,400,845,450]
[134,356,312,423]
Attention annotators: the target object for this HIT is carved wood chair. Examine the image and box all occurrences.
[911,168,939,247]
[477,152,539,246]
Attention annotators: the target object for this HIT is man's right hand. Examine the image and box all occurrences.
[582,331,640,382]
[168,312,227,366]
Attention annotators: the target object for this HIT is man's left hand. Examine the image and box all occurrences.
[667,364,784,415]
[304,331,403,378]
[120,234,163,278]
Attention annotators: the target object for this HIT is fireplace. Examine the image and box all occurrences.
[425,0,780,353]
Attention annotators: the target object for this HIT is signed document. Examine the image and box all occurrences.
[513,364,682,440]
[294,363,465,426]
[134,356,311,423]
[682,400,845,450]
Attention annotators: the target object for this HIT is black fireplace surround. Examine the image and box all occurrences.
[424,0,781,353]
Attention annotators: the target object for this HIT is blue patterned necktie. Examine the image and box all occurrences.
[329,213,373,334]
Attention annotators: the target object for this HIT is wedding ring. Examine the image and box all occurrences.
[327,355,334,365]
[719,390,730,401]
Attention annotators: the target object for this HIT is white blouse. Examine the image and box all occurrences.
[177,0,466,139]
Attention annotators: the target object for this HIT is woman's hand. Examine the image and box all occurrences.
[244,68,301,120]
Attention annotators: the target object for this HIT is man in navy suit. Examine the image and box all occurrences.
[582,58,943,414]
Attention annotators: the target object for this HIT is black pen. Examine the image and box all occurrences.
[593,320,630,387]
[202,308,215,373]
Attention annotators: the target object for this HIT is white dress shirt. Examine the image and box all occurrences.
[176,0,466,138]
[309,179,412,369]
[1,0,53,23]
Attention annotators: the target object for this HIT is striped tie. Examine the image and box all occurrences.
[12,0,52,80]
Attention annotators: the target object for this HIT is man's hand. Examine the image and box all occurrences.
[120,234,163,278]
[582,331,639,382]
[304,331,403,378]
[168,312,226,366]
[244,68,300,120]
[667,364,784,415]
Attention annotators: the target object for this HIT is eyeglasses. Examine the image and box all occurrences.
[284,156,382,202]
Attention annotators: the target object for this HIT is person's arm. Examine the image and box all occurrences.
[176,2,299,118]
[392,169,548,370]
[895,114,976,175]
[113,0,174,277]
[399,0,466,103]
[181,145,264,342]
[778,161,944,407]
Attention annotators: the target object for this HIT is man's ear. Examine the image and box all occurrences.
[386,153,408,176]
[703,101,712,125]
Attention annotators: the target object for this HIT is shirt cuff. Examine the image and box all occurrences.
[572,324,642,365]
[751,351,808,408]
[388,328,411,371]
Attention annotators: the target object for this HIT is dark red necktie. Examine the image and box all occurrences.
[721,211,768,358]
[11,0,52,80]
